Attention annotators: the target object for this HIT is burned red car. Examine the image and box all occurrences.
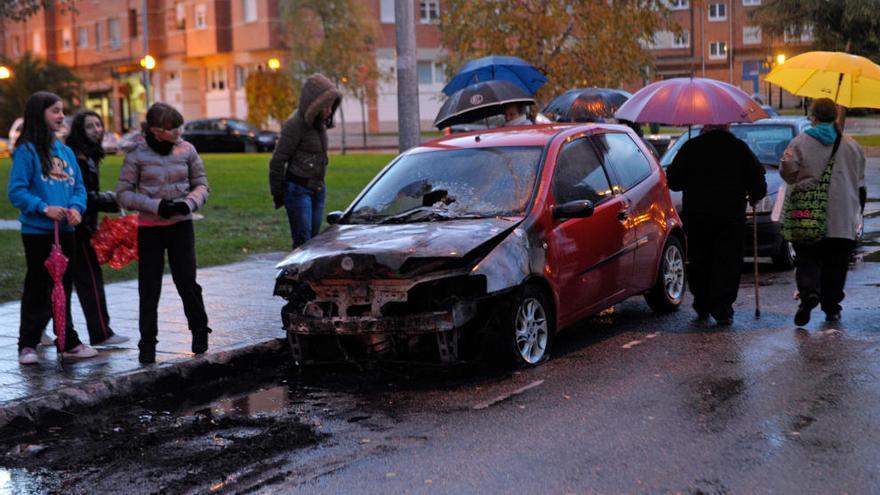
[274,124,686,366]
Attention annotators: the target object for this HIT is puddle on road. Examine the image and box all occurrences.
[186,385,290,419]
[0,468,55,494]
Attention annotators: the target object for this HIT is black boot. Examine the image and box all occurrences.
[138,342,156,364]
[191,327,212,354]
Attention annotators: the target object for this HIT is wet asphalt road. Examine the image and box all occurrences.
[237,255,880,495]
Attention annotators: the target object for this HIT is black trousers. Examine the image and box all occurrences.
[793,237,855,315]
[684,219,745,320]
[73,228,115,344]
[137,220,208,350]
[19,233,83,352]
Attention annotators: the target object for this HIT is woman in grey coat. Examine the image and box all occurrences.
[781,98,866,326]
[116,103,211,364]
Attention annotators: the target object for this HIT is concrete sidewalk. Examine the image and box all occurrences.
[0,253,287,427]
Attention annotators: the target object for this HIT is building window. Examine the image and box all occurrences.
[784,25,814,43]
[95,23,102,51]
[743,26,761,45]
[709,41,727,59]
[61,28,72,51]
[417,61,444,85]
[672,30,690,48]
[108,18,121,49]
[32,31,42,54]
[77,26,88,48]
[419,0,439,24]
[742,0,761,5]
[209,67,227,91]
[708,3,727,21]
[128,9,138,38]
[243,0,257,23]
[176,2,186,30]
[195,4,207,29]
[667,0,689,9]
[380,0,394,23]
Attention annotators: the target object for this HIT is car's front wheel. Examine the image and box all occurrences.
[503,285,554,367]
[645,236,686,313]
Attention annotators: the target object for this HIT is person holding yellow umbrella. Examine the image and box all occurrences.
[767,51,874,326]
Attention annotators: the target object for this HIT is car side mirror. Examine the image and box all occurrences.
[552,200,594,219]
[326,211,344,225]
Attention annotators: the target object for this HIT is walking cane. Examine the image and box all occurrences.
[752,204,761,319]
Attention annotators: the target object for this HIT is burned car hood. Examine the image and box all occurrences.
[276,218,521,280]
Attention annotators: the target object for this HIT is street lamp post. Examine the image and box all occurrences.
[140,55,156,108]
[775,54,786,110]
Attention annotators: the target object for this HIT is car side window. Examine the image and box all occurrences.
[552,138,613,205]
[213,120,228,132]
[594,133,652,192]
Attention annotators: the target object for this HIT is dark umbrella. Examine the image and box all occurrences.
[434,80,535,129]
[44,221,68,354]
[442,55,548,96]
[542,88,633,122]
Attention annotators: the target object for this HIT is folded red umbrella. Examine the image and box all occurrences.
[92,214,139,269]
[44,221,68,352]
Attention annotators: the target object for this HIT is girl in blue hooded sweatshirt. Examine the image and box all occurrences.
[6,91,98,364]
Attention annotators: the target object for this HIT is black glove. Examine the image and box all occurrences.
[173,200,191,216]
[273,193,284,209]
[157,199,175,219]
[96,192,120,213]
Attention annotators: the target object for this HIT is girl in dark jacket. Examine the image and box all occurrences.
[116,103,210,364]
[6,91,97,364]
[65,110,130,347]
[269,73,342,249]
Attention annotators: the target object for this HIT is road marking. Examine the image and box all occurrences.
[622,340,642,349]
[473,379,545,410]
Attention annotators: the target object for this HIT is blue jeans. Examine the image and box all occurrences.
[284,180,325,249]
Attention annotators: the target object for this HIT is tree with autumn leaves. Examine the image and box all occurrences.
[282,0,386,149]
[438,0,676,102]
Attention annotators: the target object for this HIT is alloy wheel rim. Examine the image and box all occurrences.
[663,245,685,302]
[515,298,548,364]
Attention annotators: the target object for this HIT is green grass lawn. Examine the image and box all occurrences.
[0,152,393,303]
[853,134,880,147]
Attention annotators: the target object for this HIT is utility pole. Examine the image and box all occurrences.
[142,0,150,108]
[394,0,420,153]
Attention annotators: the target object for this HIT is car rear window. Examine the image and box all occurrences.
[347,146,543,223]
[594,133,652,192]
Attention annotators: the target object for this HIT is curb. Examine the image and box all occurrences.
[0,337,288,431]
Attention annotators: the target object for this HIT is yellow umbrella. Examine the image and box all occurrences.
[765,51,880,108]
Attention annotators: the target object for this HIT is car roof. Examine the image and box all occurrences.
[419,123,632,151]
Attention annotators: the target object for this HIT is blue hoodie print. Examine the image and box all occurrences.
[7,140,87,234]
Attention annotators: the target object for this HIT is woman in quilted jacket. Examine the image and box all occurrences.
[116,103,210,364]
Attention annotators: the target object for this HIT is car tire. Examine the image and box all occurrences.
[502,284,554,367]
[645,236,686,313]
[771,240,795,270]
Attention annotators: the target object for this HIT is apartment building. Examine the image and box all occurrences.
[2,0,285,133]
[1,0,447,133]
[649,0,812,107]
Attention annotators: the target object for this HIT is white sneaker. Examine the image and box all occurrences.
[97,334,130,346]
[61,344,99,359]
[40,331,55,347]
[18,347,38,365]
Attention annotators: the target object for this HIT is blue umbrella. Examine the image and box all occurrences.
[442,55,547,96]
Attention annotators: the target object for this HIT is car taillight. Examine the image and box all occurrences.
[747,184,786,220]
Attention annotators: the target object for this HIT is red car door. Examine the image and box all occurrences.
[544,137,633,326]
[594,132,663,292]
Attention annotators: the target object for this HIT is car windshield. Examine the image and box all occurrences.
[227,120,258,132]
[660,124,796,167]
[345,146,543,224]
